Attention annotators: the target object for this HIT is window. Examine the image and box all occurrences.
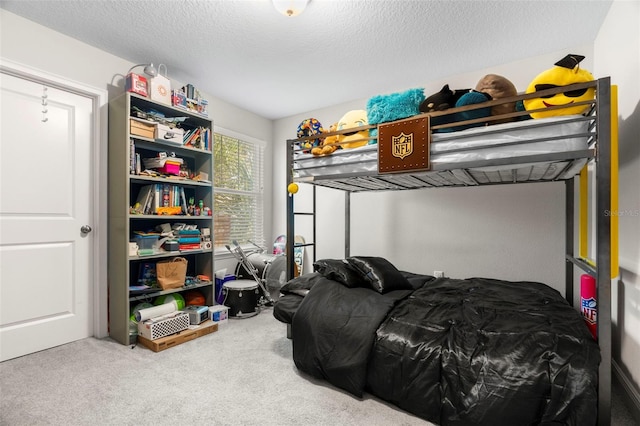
[213,128,265,252]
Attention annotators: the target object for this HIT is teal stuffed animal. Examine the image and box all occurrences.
[422,74,521,132]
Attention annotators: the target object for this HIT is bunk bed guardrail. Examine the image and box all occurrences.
[284,77,618,426]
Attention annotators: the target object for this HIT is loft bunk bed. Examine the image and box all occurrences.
[280,77,618,426]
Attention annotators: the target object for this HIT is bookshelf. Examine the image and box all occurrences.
[108,92,214,345]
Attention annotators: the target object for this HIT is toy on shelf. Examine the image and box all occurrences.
[171,83,209,117]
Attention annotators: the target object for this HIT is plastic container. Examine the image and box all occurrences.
[580,274,597,338]
[135,235,159,255]
[158,160,181,175]
[209,305,229,324]
[215,274,236,304]
[143,156,183,171]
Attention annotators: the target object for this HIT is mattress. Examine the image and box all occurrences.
[293,115,592,182]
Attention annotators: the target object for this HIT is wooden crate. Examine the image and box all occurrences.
[137,320,218,352]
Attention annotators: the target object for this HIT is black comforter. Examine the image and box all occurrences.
[276,273,600,426]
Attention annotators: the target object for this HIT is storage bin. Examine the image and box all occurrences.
[138,311,190,340]
[130,118,155,138]
[125,73,148,97]
[215,275,235,304]
[158,160,181,175]
[135,234,159,255]
[209,305,229,324]
[156,123,184,145]
[142,156,183,173]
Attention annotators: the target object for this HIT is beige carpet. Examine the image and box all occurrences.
[0,308,429,426]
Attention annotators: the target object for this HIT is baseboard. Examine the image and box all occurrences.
[613,360,640,422]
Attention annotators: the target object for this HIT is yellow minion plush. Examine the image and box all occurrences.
[524,54,595,119]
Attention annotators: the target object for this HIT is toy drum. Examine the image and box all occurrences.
[235,253,287,294]
[222,280,260,318]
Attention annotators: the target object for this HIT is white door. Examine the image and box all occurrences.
[0,72,94,361]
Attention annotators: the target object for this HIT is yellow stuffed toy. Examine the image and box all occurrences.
[312,123,340,156]
[524,54,595,119]
[336,109,369,149]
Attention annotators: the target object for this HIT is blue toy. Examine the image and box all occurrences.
[366,87,425,125]
[421,74,522,132]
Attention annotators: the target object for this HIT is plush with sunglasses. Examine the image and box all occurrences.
[523,54,595,119]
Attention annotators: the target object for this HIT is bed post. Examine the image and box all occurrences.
[286,139,296,281]
[345,191,350,258]
[595,77,612,426]
[565,178,574,305]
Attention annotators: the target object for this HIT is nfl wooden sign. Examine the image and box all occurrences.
[378,116,430,174]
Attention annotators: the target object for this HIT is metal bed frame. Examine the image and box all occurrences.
[285,77,616,425]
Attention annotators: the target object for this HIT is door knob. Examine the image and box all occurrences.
[81,225,92,234]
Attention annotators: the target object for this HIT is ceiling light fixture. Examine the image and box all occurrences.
[272,0,309,17]
[127,63,158,77]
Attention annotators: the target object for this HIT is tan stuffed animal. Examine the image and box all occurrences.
[312,123,340,156]
[475,74,518,123]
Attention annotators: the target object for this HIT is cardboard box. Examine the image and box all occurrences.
[171,90,187,108]
[215,274,235,304]
[138,320,218,352]
[142,156,183,171]
[156,123,184,145]
[158,160,181,175]
[130,118,156,139]
[126,73,148,97]
[209,305,229,324]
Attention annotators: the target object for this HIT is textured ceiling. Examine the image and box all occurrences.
[1,0,612,120]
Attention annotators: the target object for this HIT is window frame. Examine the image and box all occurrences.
[212,125,266,255]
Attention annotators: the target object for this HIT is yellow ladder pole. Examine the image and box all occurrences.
[610,85,619,278]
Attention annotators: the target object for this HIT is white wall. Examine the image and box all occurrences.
[0,10,274,321]
[594,0,640,409]
[273,46,595,292]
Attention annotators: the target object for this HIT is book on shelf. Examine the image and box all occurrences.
[134,185,154,213]
[133,184,192,215]
[182,126,211,150]
[162,184,170,207]
[137,262,157,286]
[180,187,188,214]
[130,139,135,174]
[178,237,201,244]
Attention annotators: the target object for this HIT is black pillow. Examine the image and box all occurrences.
[313,259,365,288]
[280,272,322,297]
[346,256,412,294]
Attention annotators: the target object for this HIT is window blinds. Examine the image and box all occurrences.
[213,132,265,251]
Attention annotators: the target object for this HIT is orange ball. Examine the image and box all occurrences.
[183,290,206,306]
